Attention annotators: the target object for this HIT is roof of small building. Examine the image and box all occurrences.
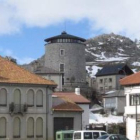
[103,90,125,98]
[45,31,86,42]
[52,97,83,112]
[0,56,56,86]
[120,71,140,86]
[53,92,90,104]
[96,63,133,76]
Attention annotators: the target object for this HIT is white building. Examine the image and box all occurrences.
[120,71,140,140]
[0,56,56,140]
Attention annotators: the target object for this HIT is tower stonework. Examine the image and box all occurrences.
[44,31,87,91]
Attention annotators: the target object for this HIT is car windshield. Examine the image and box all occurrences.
[97,134,109,139]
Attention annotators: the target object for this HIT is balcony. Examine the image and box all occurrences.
[125,106,140,115]
[9,103,28,115]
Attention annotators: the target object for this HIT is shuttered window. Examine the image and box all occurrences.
[14,89,21,104]
[27,89,34,107]
[0,88,7,106]
[36,117,43,138]
[36,90,43,107]
[27,118,34,138]
[0,117,6,138]
[13,117,20,138]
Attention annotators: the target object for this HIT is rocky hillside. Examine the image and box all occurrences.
[85,33,140,71]
[22,33,140,73]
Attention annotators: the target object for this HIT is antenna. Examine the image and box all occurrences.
[64,21,67,32]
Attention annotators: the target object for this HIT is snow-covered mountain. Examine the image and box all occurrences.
[85,33,140,75]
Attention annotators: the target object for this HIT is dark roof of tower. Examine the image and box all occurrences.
[95,63,133,76]
[44,31,86,42]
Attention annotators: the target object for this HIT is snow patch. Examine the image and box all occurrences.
[86,65,102,77]
[96,56,129,62]
[89,113,123,124]
[132,62,140,66]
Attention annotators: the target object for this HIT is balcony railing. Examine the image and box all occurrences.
[9,103,28,115]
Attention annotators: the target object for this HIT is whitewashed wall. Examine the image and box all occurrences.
[78,104,89,130]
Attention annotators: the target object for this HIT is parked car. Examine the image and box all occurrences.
[73,130,108,140]
[56,130,74,140]
[97,134,129,140]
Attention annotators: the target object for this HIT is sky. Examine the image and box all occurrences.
[1,0,140,64]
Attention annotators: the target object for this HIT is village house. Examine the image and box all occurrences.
[96,63,133,94]
[120,71,140,140]
[103,90,125,115]
[0,56,56,140]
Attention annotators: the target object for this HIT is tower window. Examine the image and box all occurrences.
[60,64,64,72]
[60,49,65,56]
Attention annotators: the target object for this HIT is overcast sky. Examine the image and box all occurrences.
[0,0,140,64]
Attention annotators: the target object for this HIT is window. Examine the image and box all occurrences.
[0,88,7,106]
[93,132,99,139]
[13,117,20,138]
[64,133,73,138]
[130,94,140,106]
[84,132,92,139]
[105,98,116,108]
[36,90,43,107]
[36,117,43,138]
[0,117,6,138]
[14,89,21,104]
[27,118,34,138]
[109,78,112,82]
[110,135,119,140]
[100,79,103,84]
[57,134,60,139]
[60,64,64,72]
[60,49,65,56]
[101,132,107,136]
[74,133,81,139]
[27,89,34,107]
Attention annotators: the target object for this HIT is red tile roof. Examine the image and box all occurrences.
[120,71,140,86]
[0,56,56,86]
[53,101,83,112]
[53,92,90,104]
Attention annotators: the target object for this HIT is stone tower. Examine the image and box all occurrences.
[44,31,87,91]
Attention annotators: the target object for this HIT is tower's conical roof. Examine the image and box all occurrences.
[45,31,86,42]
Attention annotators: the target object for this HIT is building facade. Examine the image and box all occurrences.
[120,71,140,140]
[0,56,56,140]
[44,31,87,91]
[96,64,133,94]
[103,90,126,115]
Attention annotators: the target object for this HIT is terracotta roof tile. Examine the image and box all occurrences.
[53,92,90,104]
[120,71,140,86]
[0,56,56,86]
[53,101,83,112]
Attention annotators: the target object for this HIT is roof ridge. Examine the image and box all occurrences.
[0,56,57,86]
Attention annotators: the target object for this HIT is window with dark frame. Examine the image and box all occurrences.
[60,64,64,72]
[100,79,103,83]
[130,94,140,106]
[109,78,112,82]
[60,49,65,56]
[84,132,92,139]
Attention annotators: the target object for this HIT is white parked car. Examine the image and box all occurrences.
[73,130,108,140]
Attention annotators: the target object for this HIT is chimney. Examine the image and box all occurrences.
[75,88,80,95]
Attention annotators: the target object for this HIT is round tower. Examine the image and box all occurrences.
[44,31,86,91]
